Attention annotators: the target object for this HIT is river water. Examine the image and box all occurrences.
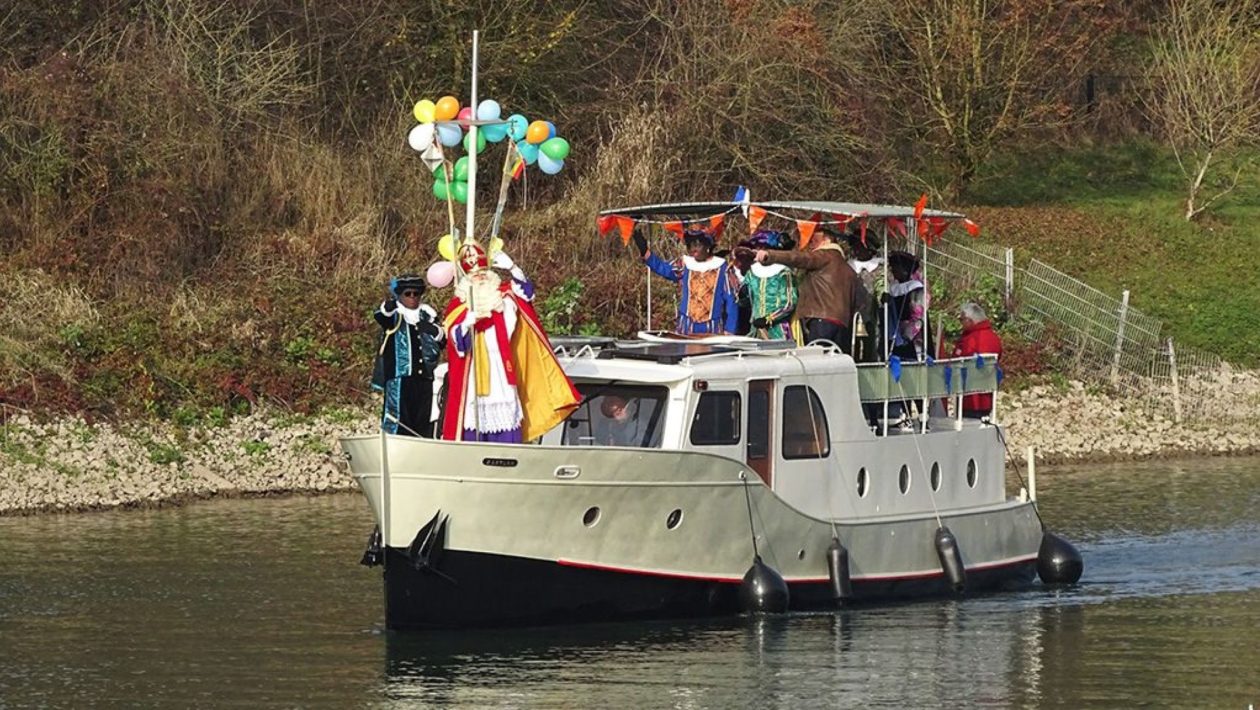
[1,457,1257,708]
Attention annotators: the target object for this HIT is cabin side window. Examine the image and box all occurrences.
[782,386,830,459]
[689,391,741,446]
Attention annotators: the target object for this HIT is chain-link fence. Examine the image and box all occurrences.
[922,241,1246,423]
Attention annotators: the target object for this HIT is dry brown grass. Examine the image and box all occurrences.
[0,270,99,387]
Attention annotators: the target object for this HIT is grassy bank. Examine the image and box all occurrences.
[1,4,1255,425]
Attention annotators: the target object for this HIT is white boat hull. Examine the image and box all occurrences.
[344,434,1042,629]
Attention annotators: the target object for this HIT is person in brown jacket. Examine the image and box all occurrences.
[737,226,858,352]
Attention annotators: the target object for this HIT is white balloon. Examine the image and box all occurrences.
[407,123,435,152]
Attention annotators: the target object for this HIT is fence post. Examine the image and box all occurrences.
[1167,337,1183,424]
[1004,248,1014,306]
[1110,289,1130,385]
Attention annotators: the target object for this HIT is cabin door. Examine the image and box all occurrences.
[746,380,774,487]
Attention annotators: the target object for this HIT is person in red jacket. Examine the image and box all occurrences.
[952,302,1003,418]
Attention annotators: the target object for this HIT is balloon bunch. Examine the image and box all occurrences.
[406,95,571,203]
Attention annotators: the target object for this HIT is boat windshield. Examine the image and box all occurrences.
[560,383,669,448]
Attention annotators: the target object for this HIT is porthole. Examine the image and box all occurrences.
[966,459,978,489]
[898,464,911,494]
[666,508,683,530]
[583,506,601,527]
[931,462,942,492]
[857,467,869,498]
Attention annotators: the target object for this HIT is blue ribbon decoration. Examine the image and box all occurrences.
[961,365,969,391]
[996,363,1004,384]
[975,353,985,369]
[890,355,902,383]
[943,365,953,392]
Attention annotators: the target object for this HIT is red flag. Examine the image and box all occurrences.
[748,206,766,233]
[663,221,685,239]
[796,219,817,249]
[962,218,981,237]
[615,216,635,246]
[887,217,907,238]
[928,217,948,245]
[859,217,868,246]
[511,158,526,180]
[913,193,928,220]
[596,214,616,236]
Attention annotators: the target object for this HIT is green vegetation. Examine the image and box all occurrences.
[967,141,1260,364]
[0,2,1255,422]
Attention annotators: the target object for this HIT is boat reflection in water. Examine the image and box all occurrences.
[379,598,1101,707]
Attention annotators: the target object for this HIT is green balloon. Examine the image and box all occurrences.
[434,167,449,184]
[452,180,469,204]
[433,179,451,200]
[463,129,487,155]
[541,137,570,161]
[453,156,469,182]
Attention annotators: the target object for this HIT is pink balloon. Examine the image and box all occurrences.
[426,260,455,289]
[456,107,474,126]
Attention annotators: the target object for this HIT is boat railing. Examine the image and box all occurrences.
[856,354,1000,402]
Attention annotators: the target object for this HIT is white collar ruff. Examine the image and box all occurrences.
[682,255,725,272]
[750,262,788,278]
[889,278,923,297]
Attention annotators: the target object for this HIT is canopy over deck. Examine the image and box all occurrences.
[599,200,964,221]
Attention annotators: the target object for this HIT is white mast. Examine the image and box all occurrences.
[465,30,479,246]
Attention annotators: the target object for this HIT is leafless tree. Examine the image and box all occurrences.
[872,0,1115,201]
[1145,0,1260,221]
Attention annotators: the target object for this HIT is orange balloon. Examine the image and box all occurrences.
[525,120,550,145]
[434,95,461,122]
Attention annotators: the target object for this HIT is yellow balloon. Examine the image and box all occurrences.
[412,99,436,123]
[437,233,456,261]
[488,237,504,254]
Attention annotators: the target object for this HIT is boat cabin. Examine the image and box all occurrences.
[537,338,1005,521]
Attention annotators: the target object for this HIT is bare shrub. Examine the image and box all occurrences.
[870,0,1122,201]
[1144,0,1260,221]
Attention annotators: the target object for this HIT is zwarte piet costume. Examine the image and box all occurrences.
[641,230,739,335]
[374,275,444,437]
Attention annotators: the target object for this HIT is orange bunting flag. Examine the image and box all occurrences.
[859,217,868,246]
[748,206,767,233]
[916,218,929,242]
[962,218,981,237]
[663,221,685,238]
[596,214,616,236]
[796,219,818,249]
[615,216,635,246]
[708,213,726,236]
[913,193,928,220]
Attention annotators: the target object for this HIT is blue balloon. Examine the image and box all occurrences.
[516,141,539,166]
[506,114,529,142]
[544,121,557,139]
[482,123,509,143]
[538,152,564,175]
[476,99,501,121]
[436,122,462,147]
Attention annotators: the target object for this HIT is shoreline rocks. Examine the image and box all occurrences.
[2,379,1259,516]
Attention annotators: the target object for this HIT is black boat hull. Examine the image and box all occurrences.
[381,547,1037,630]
